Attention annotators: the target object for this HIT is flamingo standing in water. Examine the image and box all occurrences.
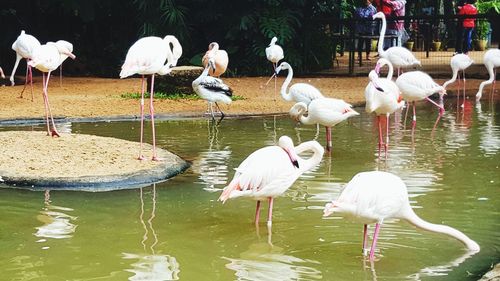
[275,62,324,104]
[28,41,76,137]
[193,58,233,119]
[365,58,404,152]
[202,42,228,78]
[219,136,324,226]
[323,171,480,260]
[476,49,500,101]
[289,97,359,152]
[10,30,41,101]
[265,37,284,97]
[396,71,446,128]
[120,35,182,161]
[372,12,420,76]
[442,54,473,107]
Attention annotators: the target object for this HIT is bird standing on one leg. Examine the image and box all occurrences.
[265,37,284,99]
[120,35,182,161]
[10,30,41,101]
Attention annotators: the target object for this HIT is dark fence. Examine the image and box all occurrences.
[316,14,499,78]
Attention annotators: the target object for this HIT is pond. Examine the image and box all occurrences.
[0,98,498,280]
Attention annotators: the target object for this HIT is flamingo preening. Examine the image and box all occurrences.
[372,12,421,76]
[275,62,324,104]
[476,49,500,101]
[219,136,324,226]
[10,30,41,101]
[289,97,359,152]
[120,35,182,161]
[28,41,76,137]
[323,171,480,260]
[265,36,284,97]
[202,42,229,78]
[442,54,473,107]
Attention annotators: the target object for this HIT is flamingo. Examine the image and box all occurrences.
[219,136,324,226]
[0,67,5,79]
[442,54,473,107]
[28,41,76,137]
[323,171,480,260]
[365,58,404,152]
[192,58,233,120]
[289,97,359,152]
[395,71,446,128]
[372,12,421,76]
[476,49,500,101]
[275,62,324,104]
[202,42,229,78]
[265,36,284,97]
[120,35,182,161]
[10,30,41,101]
[52,40,74,87]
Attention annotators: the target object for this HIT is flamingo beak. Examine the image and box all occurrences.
[323,202,335,217]
[66,52,76,59]
[265,73,277,85]
[371,81,384,92]
[284,148,299,168]
[375,63,381,74]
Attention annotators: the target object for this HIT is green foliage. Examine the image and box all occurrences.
[476,0,500,13]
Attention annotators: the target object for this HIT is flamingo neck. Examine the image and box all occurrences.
[403,208,480,251]
[477,64,495,96]
[377,16,387,57]
[294,140,325,173]
[194,66,210,86]
[443,68,459,89]
[280,67,294,101]
[385,62,394,80]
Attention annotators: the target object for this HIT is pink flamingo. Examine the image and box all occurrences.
[442,54,473,108]
[476,49,500,101]
[202,42,228,78]
[10,30,41,101]
[324,171,480,260]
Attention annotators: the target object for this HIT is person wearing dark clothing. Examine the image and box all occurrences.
[355,0,377,62]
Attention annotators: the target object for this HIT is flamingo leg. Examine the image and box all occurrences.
[59,64,63,87]
[362,224,369,256]
[377,116,383,150]
[267,197,274,226]
[412,101,417,129]
[19,61,29,98]
[255,200,261,225]
[274,62,277,101]
[138,75,146,160]
[403,102,409,130]
[42,71,60,137]
[425,97,445,116]
[325,126,332,152]
[385,113,390,154]
[29,64,34,102]
[42,73,51,135]
[369,222,382,260]
[150,74,160,161]
[461,70,466,108]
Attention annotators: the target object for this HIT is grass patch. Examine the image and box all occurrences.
[121,92,246,101]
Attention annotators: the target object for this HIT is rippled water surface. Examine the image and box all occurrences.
[0,98,498,280]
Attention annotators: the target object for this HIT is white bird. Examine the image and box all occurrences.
[120,35,182,161]
[193,58,233,119]
[202,42,229,78]
[28,41,76,137]
[275,62,324,104]
[442,54,473,107]
[476,49,500,101]
[323,171,480,260]
[265,37,284,96]
[10,30,41,101]
[219,136,324,226]
[52,40,74,87]
[373,12,421,76]
[365,58,404,151]
[0,67,5,79]
[396,71,446,128]
[289,97,359,152]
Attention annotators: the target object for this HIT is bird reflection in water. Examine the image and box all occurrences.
[34,190,77,245]
[476,102,500,156]
[123,185,180,281]
[407,250,478,280]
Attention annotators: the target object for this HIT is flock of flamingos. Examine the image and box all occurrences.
[4,12,499,261]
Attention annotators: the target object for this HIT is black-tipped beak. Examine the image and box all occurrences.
[292,160,299,168]
[375,86,384,92]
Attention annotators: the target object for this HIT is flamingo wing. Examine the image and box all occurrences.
[199,76,233,97]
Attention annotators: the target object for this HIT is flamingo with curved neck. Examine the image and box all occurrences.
[476,49,500,101]
[442,54,473,107]
[202,42,229,78]
[275,62,324,104]
[324,171,480,260]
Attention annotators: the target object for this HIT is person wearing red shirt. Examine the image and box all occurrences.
[458,0,478,54]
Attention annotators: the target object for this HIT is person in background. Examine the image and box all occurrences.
[355,0,377,62]
[454,0,466,54]
[373,0,406,49]
[458,0,477,54]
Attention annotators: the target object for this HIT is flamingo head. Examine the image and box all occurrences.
[372,12,385,20]
[270,36,278,46]
[53,40,76,60]
[275,61,289,75]
[289,102,307,122]
[323,201,339,217]
[208,42,219,51]
[278,136,299,168]
[343,107,360,118]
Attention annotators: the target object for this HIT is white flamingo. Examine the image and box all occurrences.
[373,12,421,76]
[396,71,446,128]
[265,36,284,96]
[289,97,359,151]
[219,136,324,226]
[275,62,324,104]
[476,49,500,101]
[323,171,480,260]
[442,54,473,107]
[120,35,182,161]
[28,41,76,137]
[365,58,404,151]
[193,58,233,119]
[10,30,41,101]
[51,40,74,87]
[202,42,229,78]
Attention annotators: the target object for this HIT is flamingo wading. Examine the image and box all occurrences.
[476,49,500,101]
[442,54,473,107]
[275,62,324,104]
[120,35,182,161]
[219,136,324,226]
[323,171,480,260]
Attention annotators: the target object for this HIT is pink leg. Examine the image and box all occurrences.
[412,101,416,129]
[461,70,466,108]
[377,116,383,150]
[138,75,146,160]
[425,97,444,116]
[369,223,382,260]
[267,197,274,226]
[19,62,29,98]
[43,72,60,137]
[385,113,389,154]
[325,126,332,152]
[255,200,261,225]
[41,73,51,135]
[403,102,409,130]
[362,224,368,256]
[150,74,160,161]
[273,62,277,100]
[29,64,34,102]
[59,64,63,87]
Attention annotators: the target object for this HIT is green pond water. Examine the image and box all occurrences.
[0,98,498,281]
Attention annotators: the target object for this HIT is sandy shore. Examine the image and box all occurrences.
[0,75,488,121]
